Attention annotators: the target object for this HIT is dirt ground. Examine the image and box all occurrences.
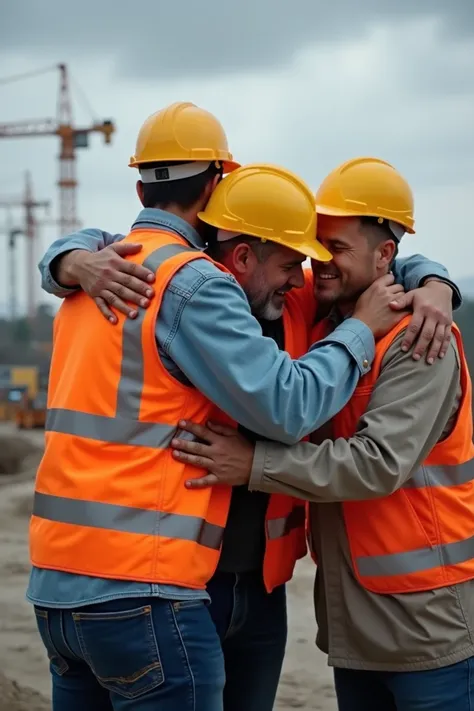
[0,424,336,711]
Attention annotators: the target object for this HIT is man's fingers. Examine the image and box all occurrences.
[401,315,423,352]
[185,474,219,489]
[390,289,412,310]
[178,420,215,442]
[377,273,395,286]
[425,324,447,365]
[412,316,437,361]
[100,290,138,319]
[172,449,213,469]
[390,294,409,310]
[206,421,237,437]
[94,297,118,324]
[111,242,143,255]
[102,281,151,309]
[117,259,156,285]
[115,272,155,301]
[440,324,452,359]
[171,438,210,457]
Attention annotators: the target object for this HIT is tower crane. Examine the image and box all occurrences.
[0,207,22,321]
[0,172,50,320]
[0,63,115,236]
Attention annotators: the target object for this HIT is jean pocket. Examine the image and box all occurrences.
[34,608,69,676]
[72,604,164,699]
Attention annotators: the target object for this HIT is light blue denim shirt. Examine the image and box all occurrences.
[27,208,460,609]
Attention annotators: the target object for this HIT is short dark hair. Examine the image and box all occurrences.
[207,233,278,263]
[140,161,223,210]
[359,216,400,263]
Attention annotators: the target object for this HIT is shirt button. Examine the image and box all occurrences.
[362,359,369,369]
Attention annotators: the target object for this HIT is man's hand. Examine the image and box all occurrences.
[171,420,255,489]
[353,274,407,339]
[390,279,453,364]
[58,244,155,323]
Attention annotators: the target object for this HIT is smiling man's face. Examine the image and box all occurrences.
[312,215,396,308]
[242,242,306,320]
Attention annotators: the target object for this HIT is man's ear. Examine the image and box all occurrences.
[136,180,145,206]
[202,174,221,205]
[377,239,397,269]
[230,242,258,276]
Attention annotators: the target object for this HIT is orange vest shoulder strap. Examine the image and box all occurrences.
[369,314,412,379]
[125,228,230,303]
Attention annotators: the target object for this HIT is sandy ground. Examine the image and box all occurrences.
[0,424,336,711]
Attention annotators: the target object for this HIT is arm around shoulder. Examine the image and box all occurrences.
[249,330,461,501]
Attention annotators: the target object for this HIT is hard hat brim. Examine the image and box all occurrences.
[255,235,333,263]
[279,239,333,263]
[316,204,415,234]
[129,158,241,172]
[222,160,241,173]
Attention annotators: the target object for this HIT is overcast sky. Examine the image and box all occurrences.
[0,1,473,315]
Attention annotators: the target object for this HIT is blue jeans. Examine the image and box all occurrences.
[34,597,225,711]
[35,572,287,711]
[208,571,287,711]
[334,659,474,711]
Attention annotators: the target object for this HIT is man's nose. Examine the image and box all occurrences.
[289,266,305,289]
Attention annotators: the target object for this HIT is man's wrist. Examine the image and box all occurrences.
[423,277,452,289]
[421,276,462,310]
[248,441,268,492]
[54,249,88,288]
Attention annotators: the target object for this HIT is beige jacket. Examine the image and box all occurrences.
[249,331,474,671]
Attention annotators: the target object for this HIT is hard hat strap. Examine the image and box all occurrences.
[139,161,212,183]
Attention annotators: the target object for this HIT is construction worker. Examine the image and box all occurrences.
[30,101,410,711]
[170,158,474,711]
[38,149,460,711]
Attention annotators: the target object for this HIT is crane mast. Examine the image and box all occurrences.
[0,63,115,316]
[0,173,50,320]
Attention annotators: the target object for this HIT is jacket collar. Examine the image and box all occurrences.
[131,208,205,250]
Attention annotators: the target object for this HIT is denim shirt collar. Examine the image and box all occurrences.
[131,208,205,250]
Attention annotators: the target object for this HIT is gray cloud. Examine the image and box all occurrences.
[1,1,473,78]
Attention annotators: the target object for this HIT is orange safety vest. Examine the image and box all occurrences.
[30,228,307,592]
[311,315,474,594]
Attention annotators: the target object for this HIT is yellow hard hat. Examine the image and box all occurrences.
[129,102,240,173]
[198,164,332,262]
[315,157,415,234]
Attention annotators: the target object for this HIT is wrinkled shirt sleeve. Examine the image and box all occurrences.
[38,229,124,296]
[393,254,462,309]
[159,259,375,444]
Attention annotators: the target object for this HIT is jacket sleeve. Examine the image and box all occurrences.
[393,253,462,309]
[160,261,375,444]
[38,229,124,297]
[248,331,461,497]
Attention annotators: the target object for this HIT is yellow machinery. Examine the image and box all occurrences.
[0,366,42,424]
[16,390,47,430]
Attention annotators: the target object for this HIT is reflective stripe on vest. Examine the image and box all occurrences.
[33,492,224,550]
[403,459,474,489]
[357,534,474,578]
[354,458,474,578]
[267,505,305,540]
